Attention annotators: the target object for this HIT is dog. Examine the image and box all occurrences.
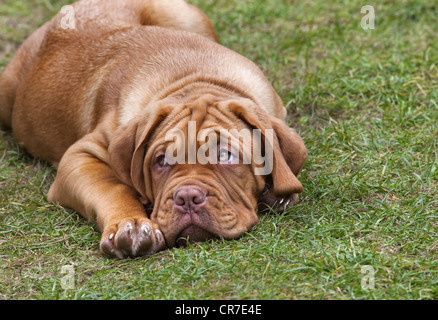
[0,0,307,258]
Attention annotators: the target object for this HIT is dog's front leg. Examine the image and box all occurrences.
[47,131,166,259]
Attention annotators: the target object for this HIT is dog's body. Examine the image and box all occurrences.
[0,0,307,258]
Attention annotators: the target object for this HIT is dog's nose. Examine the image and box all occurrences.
[173,186,206,212]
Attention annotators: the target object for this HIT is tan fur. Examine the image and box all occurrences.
[0,0,307,258]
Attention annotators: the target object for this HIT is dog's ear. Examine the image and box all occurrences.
[108,107,171,203]
[226,101,306,196]
[269,117,307,178]
[108,120,141,192]
[266,118,306,195]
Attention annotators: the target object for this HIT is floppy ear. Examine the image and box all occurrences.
[269,117,307,178]
[108,107,171,203]
[266,118,306,195]
[226,101,306,196]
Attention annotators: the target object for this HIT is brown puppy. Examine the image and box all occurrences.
[0,0,307,258]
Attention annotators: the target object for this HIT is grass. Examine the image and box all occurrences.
[0,0,437,300]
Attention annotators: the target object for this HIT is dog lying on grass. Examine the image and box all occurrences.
[0,0,307,258]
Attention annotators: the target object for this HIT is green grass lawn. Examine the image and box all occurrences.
[0,0,437,300]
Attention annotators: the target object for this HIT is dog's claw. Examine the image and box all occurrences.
[142,223,152,235]
[258,191,299,213]
[100,218,166,259]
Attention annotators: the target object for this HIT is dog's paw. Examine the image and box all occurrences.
[100,218,166,259]
[258,188,299,213]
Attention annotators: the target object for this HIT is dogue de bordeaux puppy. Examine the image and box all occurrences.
[0,0,307,258]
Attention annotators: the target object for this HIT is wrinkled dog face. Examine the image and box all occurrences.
[147,114,263,246]
[109,98,306,247]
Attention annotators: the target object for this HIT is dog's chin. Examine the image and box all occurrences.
[175,225,217,247]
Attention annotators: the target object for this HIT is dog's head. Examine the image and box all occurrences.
[109,96,307,247]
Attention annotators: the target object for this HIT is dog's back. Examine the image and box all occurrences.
[1,0,283,166]
[0,0,217,130]
[0,0,220,164]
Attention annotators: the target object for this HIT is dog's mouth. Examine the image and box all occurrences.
[175,225,217,247]
[151,180,258,247]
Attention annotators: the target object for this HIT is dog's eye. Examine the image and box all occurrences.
[218,149,233,163]
[157,155,167,167]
